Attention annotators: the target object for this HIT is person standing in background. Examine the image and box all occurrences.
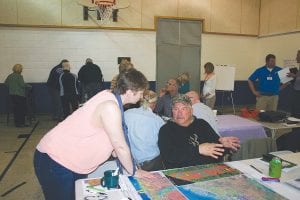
[288,50,300,118]
[47,59,68,121]
[59,61,79,119]
[202,62,217,109]
[248,54,283,111]
[276,50,300,152]
[78,58,103,102]
[110,58,134,91]
[5,64,32,127]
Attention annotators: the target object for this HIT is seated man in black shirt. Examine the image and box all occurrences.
[158,94,240,169]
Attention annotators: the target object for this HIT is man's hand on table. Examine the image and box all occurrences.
[219,137,241,151]
[198,143,224,159]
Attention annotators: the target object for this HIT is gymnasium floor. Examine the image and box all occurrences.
[0,115,56,200]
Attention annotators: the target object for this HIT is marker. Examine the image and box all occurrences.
[250,165,263,173]
[86,186,107,194]
[262,177,280,182]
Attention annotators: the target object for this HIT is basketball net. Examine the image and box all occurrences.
[94,0,116,24]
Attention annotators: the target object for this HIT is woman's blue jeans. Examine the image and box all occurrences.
[33,150,86,200]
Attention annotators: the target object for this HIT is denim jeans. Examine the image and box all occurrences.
[33,150,86,200]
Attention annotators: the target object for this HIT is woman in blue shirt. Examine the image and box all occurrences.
[124,90,165,171]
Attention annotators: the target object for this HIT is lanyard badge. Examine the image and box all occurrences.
[267,74,273,80]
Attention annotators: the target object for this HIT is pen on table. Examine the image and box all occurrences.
[261,177,280,182]
[250,165,263,173]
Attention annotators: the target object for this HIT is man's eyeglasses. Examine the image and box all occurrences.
[166,82,176,86]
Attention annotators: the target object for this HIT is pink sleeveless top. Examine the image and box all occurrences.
[37,90,116,174]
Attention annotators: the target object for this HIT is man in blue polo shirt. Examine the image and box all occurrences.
[248,54,282,111]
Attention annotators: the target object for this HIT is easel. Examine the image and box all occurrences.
[214,64,236,115]
[218,90,236,115]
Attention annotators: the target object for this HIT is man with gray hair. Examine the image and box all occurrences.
[158,94,240,169]
[78,58,103,102]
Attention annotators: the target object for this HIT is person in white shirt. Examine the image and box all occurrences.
[186,91,219,135]
[202,62,217,109]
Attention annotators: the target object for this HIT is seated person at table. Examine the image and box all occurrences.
[177,72,190,94]
[186,91,219,135]
[125,90,165,171]
[155,78,179,118]
[158,94,240,169]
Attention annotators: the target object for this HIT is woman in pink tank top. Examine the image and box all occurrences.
[34,69,149,200]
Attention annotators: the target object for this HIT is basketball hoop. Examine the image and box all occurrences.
[93,0,116,23]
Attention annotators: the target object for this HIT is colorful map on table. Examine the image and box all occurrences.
[163,163,241,185]
[128,171,187,200]
[178,175,287,200]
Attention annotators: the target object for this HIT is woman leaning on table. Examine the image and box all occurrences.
[34,68,152,200]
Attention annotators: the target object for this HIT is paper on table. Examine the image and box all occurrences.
[285,178,300,190]
[278,67,293,84]
[287,117,300,122]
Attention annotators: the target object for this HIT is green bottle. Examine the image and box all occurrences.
[269,157,282,178]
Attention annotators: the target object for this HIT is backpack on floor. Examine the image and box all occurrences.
[259,111,287,122]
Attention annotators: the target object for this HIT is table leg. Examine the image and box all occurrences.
[271,129,276,139]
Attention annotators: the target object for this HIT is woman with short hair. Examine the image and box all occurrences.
[34,68,150,200]
[5,64,31,127]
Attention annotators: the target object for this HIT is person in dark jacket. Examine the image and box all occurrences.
[158,94,240,169]
[59,61,79,119]
[78,58,103,102]
[47,59,68,121]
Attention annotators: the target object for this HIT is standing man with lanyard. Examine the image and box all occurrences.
[248,54,283,111]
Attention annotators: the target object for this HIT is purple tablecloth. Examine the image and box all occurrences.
[217,115,267,143]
